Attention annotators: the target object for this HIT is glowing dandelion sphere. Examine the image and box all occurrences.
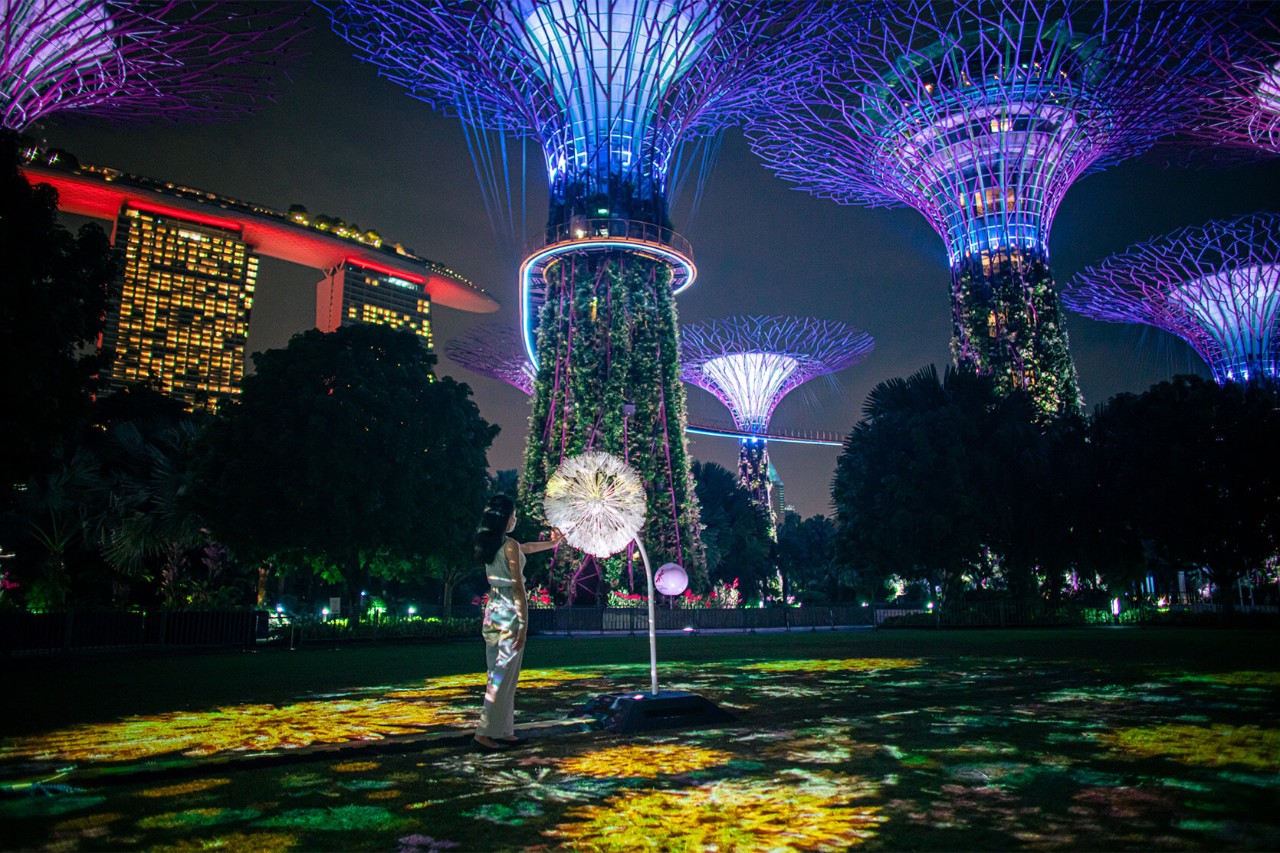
[654,562,688,596]
[1064,212,1280,384]
[543,451,647,558]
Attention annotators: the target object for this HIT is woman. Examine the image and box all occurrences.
[472,494,561,751]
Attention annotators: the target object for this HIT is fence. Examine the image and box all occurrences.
[0,609,268,655]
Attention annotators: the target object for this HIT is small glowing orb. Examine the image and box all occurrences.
[654,563,688,596]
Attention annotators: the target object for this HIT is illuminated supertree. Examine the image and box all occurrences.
[1063,212,1280,385]
[328,0,831,600]
[443,323,535,395]
[746,0,1237,418]
[1,1,305,131]
[680,315,873,536]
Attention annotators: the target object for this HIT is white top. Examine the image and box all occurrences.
[485,536,526,589]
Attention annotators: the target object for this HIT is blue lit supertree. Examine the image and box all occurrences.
[680,315,873,537]
[328,0,831,599]
[746,0,1237,418]
[1,1,305,131]
[1063,212,1280,385]
[443,323,536,395]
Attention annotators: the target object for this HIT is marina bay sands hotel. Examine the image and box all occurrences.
[21,150,498,412]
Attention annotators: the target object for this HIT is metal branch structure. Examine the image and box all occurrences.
[1,1,306,131]
[746,0,1233,418]
[1063,212,1280,385]
[328,0,833,600]
[443,323,536,394]
[681,315,873,534]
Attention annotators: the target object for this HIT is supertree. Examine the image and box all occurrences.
[1,1,306,131]
[746,0,1238,419]
[327,0,832,601]
[680,315,873,537]
[1063,212,1280,384]
[443,323,536,395]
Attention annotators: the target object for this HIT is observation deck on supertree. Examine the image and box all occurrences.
[1063,212,1280,385]
[443,323,536,395]
[680,315,873,536]
[328,0,828,596]
[1,1,306,131]
[745,0,1234,419]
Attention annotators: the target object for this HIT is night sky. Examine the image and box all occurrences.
[35,17,1280,519]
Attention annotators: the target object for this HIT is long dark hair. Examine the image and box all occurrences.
[474,494,515,565]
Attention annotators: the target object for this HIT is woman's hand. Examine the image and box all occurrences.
[549,528,564,546]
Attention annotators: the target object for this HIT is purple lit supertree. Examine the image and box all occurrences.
[443,323,536,395]
[1,1,305,131]
[1063,212,1280,385]
[328,0,834,600]
[680,315,873,536]
[746,0,1239,419]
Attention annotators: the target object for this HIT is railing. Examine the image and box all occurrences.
[0,609,268,655]
[527,605,875,634]
[530,218,694,261]
[685,418,847,446]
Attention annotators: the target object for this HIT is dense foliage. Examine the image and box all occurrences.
[833,366,1280,608]
[195,325,498,621]
[691,461,772,601]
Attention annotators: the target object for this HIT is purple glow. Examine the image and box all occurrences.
[0,1,306,131]
[1063,212,1280,384]
[1178,15,1280,159]
[442,323,535,395]
[745,1,1228,266]
[680,315,873,433]
[327,0,830,229]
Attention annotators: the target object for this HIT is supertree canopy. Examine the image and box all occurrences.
[1181,13,1280,159]
[680,315,873,535]
[1,1,306,131]
[443,323,536,395]
[746,0,1233,419]
[328,0,830,601]
[1063,212,1280,385]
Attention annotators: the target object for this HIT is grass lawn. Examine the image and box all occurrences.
[1,628,1278,850]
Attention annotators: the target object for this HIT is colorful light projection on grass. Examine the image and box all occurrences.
[544,774,887,850]
[442,323,535,395]
[680,315,872,533]
[0,0,305,130]
[744,0,1239,416]
[1064,212,1280,383]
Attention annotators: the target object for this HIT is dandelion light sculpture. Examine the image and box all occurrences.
[544,451,647,559]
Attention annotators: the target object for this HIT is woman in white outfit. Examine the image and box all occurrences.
[472,494,561,751]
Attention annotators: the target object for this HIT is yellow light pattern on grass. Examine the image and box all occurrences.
[0,699,469,764]
[545,777,886,851]
[743,658,922,673]
[332,761,380,773]
[559,744,734,778]
[1185,671,1280,688]
[148,831,298,852]
[388,668,594,699]
[138,778,232,798]
[1097,724,1280,770]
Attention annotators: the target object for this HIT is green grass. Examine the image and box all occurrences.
[2,628,1278,851]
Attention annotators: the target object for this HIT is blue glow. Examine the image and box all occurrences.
[519,236,696,364]
[685,425,841,447]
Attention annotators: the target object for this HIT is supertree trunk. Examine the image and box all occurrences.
[520,251,704,603]
[950,248,1081,419]
[737,438,776,540]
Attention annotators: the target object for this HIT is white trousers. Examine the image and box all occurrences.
[476,604,524,737]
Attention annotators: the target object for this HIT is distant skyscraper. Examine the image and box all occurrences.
[101,204,258,412]
[316,261,434,351]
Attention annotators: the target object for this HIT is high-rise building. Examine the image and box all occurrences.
[316,261,433,350]
[101,204,258,412]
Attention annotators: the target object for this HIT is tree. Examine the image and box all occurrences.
[775,511,848,603]
[1092,376,1280,608]
[833,365,1006,606]
[0,131,118,498]
[691,460,772,601]
[195,325,499,622]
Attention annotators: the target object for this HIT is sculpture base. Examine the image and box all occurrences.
[578,690,733,733]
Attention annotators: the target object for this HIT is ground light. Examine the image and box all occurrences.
[543,451,730,732]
